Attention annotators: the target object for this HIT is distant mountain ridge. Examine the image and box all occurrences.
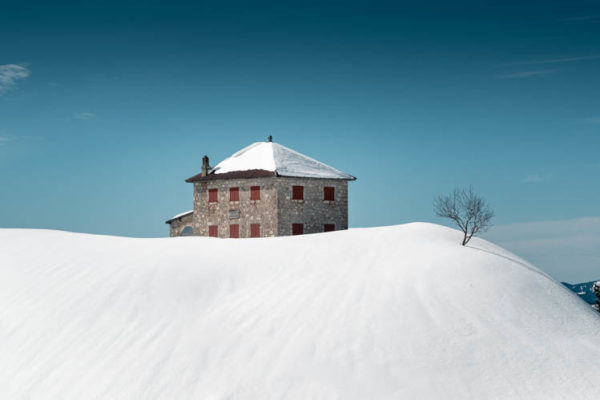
[562,280,599,305]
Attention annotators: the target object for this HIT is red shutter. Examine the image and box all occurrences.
[324,224,335,232]
[292,186,304,200]
[250,223,260,238]
[292,223,304,235]
[229,224,239,238]
[323,187,335,201]
[230,187,239,202]
[250,186,261,200]
[208,225,218,237]
[208,189,218,203]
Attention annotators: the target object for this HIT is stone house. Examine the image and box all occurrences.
[166,137,356,238]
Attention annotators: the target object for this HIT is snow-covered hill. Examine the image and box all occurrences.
[1,223,599,399]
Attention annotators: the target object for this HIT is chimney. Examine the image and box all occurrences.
[267,135,273,142]
[201,155,210,177]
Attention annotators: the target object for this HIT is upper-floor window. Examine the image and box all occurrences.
[250,186,261,200]
[208,188,218,203]
[323,187,335,201]
[292,185,304,200]
[230,187,239,202]
[250,223,261,238]
[208,225,218,237]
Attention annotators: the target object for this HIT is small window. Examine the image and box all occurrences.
[229,224,239,238]
[292,185,304,200]
[181,226,194,236]
[208,188,218,203]
[324,224,335,232]
[324,187,335,201]
[250,223,260,238]
[230,187,239,202]
[292,223,304,235]
[208,225,218,237]
[250,186,261,200]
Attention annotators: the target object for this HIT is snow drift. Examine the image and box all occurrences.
[1,223,599,399]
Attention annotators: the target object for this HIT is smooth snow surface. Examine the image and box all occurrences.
[1,223,599,399]
[210,141,355,180]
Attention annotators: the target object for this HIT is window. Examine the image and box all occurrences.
[229,224,239,238]
[229,187,239,202]
[250,223,260,238]
[208,188,218,203]
[292,185,304,200]
[324,224,335,232]
[250,186,261,200]
[181,226,194,236]
[323,187,335,201]
[208,225,218,237]
[292,223,304,235]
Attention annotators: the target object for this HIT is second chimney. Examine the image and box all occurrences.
[201,155,210,177]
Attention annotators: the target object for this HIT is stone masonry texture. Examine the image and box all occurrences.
[169,213,194,237]
[191,177,349,238]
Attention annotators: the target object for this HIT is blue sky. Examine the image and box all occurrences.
[1,1,599,281]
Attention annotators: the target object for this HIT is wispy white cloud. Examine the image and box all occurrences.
[483,217,600,283]
[0,64,30,94]
[560,15,600,22]
[582,117,600,124]
[499,69,557,79]
[73,112,95,120]
[509,55,600,66]
[0,136,9,145]
[523,174,542,183]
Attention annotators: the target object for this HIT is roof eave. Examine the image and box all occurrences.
[185,169,278,182]
[165,211,193,224]
[186,170,356,182]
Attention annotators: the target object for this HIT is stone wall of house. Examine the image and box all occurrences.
[275,178,348,236]
[193,177,279,238]
[192,176,350,238]
[169,213,194,237]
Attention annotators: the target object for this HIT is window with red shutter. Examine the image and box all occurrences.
[229,187,239,202]
[324,224,335,232]
[250,186,260,200]
[323,187,335,201]
[292,185,304,200]
[250,223,260,238]
[292,223,304,235]
[208,188,218,203]
[229,224,239,238]
[208,225,218,237]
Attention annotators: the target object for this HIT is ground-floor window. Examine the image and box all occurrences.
[229,224,239,238]
[292,223,304,235]
[209,225,218,237]
[250,223,261,238]
[324,224,335,232]
[181,226,194,236]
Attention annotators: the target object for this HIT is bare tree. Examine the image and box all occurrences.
[434,188,494,246]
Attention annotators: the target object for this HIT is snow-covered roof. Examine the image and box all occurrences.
[165,210,193,224]
[204,141,355,180]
